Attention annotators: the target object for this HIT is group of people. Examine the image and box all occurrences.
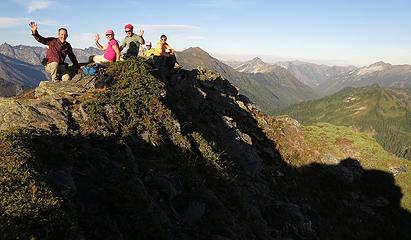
[29,21,182,82]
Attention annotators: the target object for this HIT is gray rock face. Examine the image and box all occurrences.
[0,95,68,132]
[0,74,107,133]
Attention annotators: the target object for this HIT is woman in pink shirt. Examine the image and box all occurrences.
[92,29,120,63]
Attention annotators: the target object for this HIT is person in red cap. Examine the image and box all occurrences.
[91,29,121,63]
[29,21,79,82]
[119,23,145,59]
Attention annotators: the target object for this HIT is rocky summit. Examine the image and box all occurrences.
[0,58,410,240]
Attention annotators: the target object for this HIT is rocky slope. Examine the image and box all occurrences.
[0,58,410,239]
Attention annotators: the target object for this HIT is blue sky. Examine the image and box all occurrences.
[0,0,410,66]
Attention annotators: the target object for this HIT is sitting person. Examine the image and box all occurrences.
[155,35,182,68]
[91,29,120,63]
[29,21,79,82]
[120,24,145,59]
[144,42,156,57]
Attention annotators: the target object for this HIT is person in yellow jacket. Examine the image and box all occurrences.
[144,42,157,57]
[155,35,182,68]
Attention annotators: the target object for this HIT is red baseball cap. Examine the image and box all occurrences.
[124,24,133,31]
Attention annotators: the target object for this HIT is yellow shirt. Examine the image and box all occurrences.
[155,42,173,56]
[144,48,157,57]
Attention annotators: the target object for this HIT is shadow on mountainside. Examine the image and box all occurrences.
[1,60,411,240]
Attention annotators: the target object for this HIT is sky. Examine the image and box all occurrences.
[0,0,410,66]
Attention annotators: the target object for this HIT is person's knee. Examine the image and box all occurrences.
[61,74,71,81]
[45,62,58,73]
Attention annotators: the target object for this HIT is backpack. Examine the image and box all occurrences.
[82,63,101,76]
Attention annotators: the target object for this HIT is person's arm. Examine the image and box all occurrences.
[139,30,145,45]
[165,43,175,54]
[29,21,53,45]
[95,34,107,51]
[113,43,121,61]
[119,39,126,51]
[67,45,79,69]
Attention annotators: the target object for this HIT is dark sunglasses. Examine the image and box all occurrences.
[161,39,167,41]
[125,30,132,33]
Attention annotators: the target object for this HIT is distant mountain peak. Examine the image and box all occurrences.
[235,57,272,73]
[0,42,12,47]
[369,61,391,67]
[182,47,208,54]
[0,42,15,58]
[251,57,265,64]
[357,61,392,76]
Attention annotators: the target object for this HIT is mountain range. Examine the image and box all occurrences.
[228,58,411,98]
[276,60,357,88]
[0,43,102,65]
[176,47,317,114]
[317,61,411,95]
[226,58,357,89]
[0,53,47,96]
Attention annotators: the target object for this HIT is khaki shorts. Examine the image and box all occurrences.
[93,55,110,64]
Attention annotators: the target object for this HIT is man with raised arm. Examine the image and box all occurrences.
[29,21,79,82]
[120,23,145,59]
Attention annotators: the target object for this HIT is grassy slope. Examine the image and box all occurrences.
[303,123,411,209]
[279,85,411,160]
